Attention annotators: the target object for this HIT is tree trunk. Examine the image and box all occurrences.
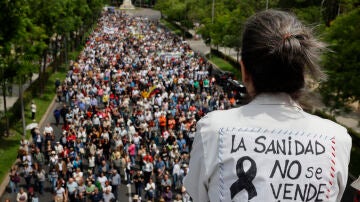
[39,50,48,95]
[1,80,9,136]
[69,32,74,52]
[19,77,26,137]
[54,39,59,72]
[64,34,68,64]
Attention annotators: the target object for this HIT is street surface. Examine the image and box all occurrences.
[0,7,358,202]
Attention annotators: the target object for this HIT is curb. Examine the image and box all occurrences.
[0,95,58,197]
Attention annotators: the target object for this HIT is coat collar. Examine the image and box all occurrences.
[249,93,303,111]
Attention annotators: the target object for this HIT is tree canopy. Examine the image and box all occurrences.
[0,0,105,135]
[320,8,360,109]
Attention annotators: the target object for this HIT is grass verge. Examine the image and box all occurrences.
[0,68,67,183]
[160,19,183,36]
[0,135,23,181]
[209,55,241,80]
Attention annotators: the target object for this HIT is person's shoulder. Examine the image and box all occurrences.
[304,111,351,142]
[198,107,243,124]
[305,111,345,130]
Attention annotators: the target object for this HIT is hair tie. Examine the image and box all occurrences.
[283,33,292,41]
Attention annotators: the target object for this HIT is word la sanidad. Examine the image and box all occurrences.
[231,135,325,156]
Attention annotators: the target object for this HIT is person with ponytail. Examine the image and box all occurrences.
[184,9,351,202]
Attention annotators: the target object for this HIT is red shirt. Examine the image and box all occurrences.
[67,134,77,142]
[143,154,153,163]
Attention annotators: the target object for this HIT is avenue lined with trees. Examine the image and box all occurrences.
[0,0,105,136]
[1,0,359,141]
[0,0,359,199]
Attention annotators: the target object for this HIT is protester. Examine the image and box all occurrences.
[133,169,144,201]
[16,188,27,202]
[31,101,37,121]
[9,166,20,194]
[102,189,115,202]
[184,9,352,202]
[66,178,78,201]
[12,8,239,201]
[34,165,46,195]
[144,178,156,201]
[54,108,61,127]
[110,169,121,200]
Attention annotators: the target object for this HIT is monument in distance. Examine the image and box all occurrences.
[120,0,135,9]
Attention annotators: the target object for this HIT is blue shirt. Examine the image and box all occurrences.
[155,160,165,171]
[67,181,78,194]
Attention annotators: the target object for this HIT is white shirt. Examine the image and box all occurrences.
[184,93,351,202]
[144,182,156,191]
[55,187,65,197]
[49,155,59,165]
[44,126,53,134]
[88,156,96,168]
[17,192,28,202]
[173,163,181,176]
[31,104,36,113]
[104,185,112,193]
[97,176,108,190]
[73,171,83,182]
[55,144,64,154]
[77,130,87,142]
[133,135,141,145]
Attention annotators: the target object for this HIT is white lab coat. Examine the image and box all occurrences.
[184,93,351,202]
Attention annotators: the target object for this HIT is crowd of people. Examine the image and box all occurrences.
[11,8,240,202]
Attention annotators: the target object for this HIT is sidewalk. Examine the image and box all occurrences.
[0,73,39,112]
[0,8,358,201]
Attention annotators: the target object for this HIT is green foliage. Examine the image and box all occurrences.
[195,0,283,48]
[0,134,23,182]
[155,0,359,113]
[320,8,360,108]
[208,55,241,80]
[208,49,241,79]
[0,0,106,136]
[0,67,67,183]
[293,6,322,23]
[0,0,22,45]
[156,0,190,28]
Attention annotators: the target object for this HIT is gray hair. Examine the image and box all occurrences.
[241,9,326,97]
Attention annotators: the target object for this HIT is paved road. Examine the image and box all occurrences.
[1,8,160,202]
[1,7,358,202]
[0,100,138,202]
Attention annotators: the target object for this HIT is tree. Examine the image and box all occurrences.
[0,0,24,136]
[26,0,61,94]
[196,0,257,50]
[0,0,106,136]
[320,8,360,110]
[72,0,92,49]
[222,7,248,62]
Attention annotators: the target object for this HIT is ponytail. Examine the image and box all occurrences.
[241,9,326,98]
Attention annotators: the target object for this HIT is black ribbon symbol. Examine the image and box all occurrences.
[230,156,257,200]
